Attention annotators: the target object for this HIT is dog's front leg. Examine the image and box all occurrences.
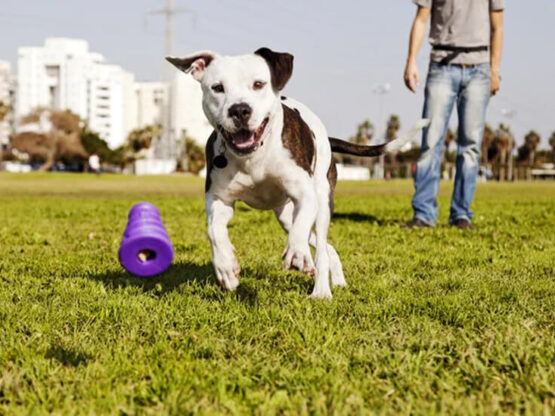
[282,186,317,277]
[206,195,240,291]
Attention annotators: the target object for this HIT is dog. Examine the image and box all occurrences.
[167,48,429,299]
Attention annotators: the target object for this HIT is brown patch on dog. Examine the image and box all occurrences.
[281,104,315,175]
[254,48,294,91]
[327,158,338,215]
[205,130,218,192]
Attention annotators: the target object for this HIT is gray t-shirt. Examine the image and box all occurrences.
[413,0,505,65]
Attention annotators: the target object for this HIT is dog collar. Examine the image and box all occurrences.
[213,139,228,168]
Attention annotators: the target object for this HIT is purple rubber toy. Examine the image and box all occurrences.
[118,202,174,277]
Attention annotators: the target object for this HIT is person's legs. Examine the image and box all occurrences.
[450,64,491,225]
[412,63,459,226]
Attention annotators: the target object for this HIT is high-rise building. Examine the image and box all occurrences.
[16,38,135,148]
[130,82,169,130]
[0,61,15,151]
[171,72,213,146]
[16,38,212,157]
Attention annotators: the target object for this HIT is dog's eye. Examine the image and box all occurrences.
[253,81,266,91]
[211,83,224,93]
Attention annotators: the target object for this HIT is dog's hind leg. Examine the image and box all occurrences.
[274,202,345,289]
[310,181,333,299]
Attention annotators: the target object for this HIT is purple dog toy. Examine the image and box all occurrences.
[118,202,174,277]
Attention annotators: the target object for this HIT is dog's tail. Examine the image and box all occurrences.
[329,118,430,157]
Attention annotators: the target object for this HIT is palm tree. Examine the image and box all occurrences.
[385,115,401,166]
[127,125,160,153]
[517,130,541,166]
[350,119,374,145]
[481,123,494,165]
[386,115,401,142]
[549,132,555,163]
[494,124,515,180]
[348,119,374,166]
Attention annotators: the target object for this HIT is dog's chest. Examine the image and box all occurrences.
[225,172,289,210]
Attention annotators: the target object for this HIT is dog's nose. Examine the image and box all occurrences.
[228,103,252,125]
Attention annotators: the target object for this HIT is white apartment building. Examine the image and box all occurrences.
[130,82,168,130]
[171,72,213,146]
[16,38,212,154]
[0,60,15,151]
[16,38,134,148]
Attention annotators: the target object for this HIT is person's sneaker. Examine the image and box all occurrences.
[402,218,432,229]
[453,218,475,230]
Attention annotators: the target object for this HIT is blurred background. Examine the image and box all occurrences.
[0,0,554,180]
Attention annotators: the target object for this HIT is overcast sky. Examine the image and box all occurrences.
[1,0,554,148]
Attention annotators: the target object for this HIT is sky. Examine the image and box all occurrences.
[1,0,554,149]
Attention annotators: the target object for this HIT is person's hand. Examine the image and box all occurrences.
[404,60,420,93]
[490,67,500,96]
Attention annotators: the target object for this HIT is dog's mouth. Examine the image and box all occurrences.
[219,117,269,155]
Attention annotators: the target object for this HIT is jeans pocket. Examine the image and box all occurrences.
[429,62,444,74]
[475,64,491,79]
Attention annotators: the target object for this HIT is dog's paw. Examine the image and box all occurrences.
[309,287,333,300]
[214,257,240,291]
[331,269,347,287]
[282,245,315,276]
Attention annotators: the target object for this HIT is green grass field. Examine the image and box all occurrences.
[0,173,553,415]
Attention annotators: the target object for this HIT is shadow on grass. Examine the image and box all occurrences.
[86,261,264,305]
[333,212,380,223]
[333,211,406,226]
[46,345,90,367]
[88,262,213,293]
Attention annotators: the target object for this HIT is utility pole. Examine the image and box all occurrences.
[146,0,195,161]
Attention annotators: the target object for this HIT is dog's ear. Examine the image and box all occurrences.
[166,51,217,81]
[254,47,294,91]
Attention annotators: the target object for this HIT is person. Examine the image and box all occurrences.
[403,0,504,229]
[88,153,101,174]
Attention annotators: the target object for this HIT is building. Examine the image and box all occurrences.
[171,72,212,146]
[0,60,15,151]
[16,37,212,157]
[16,38,134,148]
[128,81,168,131]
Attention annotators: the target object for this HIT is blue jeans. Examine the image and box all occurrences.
[412,62,491,226]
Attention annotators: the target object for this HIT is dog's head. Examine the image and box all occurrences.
[167,48,293,156]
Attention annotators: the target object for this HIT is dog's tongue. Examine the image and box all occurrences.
[232,130,255,149]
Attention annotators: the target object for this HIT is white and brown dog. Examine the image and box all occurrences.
[167,48,429,299]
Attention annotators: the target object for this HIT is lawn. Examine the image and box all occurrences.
[0,173,553,415]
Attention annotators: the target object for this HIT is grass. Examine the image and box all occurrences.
[0,172,553,415]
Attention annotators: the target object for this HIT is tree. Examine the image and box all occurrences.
[517,130,541,166]
[492,124,515,180]
[385,115,401,166]
[81,128,123,166]
[385,115,401,142]
[11,109,87,171]
[549,132,555,163]
[443,128,457,163]
[178,137,206,174]
[127,125,160,153]
[346,119,374,165]
[0,101,10,122]
[350,119,374,145]
[482,123,494,165]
